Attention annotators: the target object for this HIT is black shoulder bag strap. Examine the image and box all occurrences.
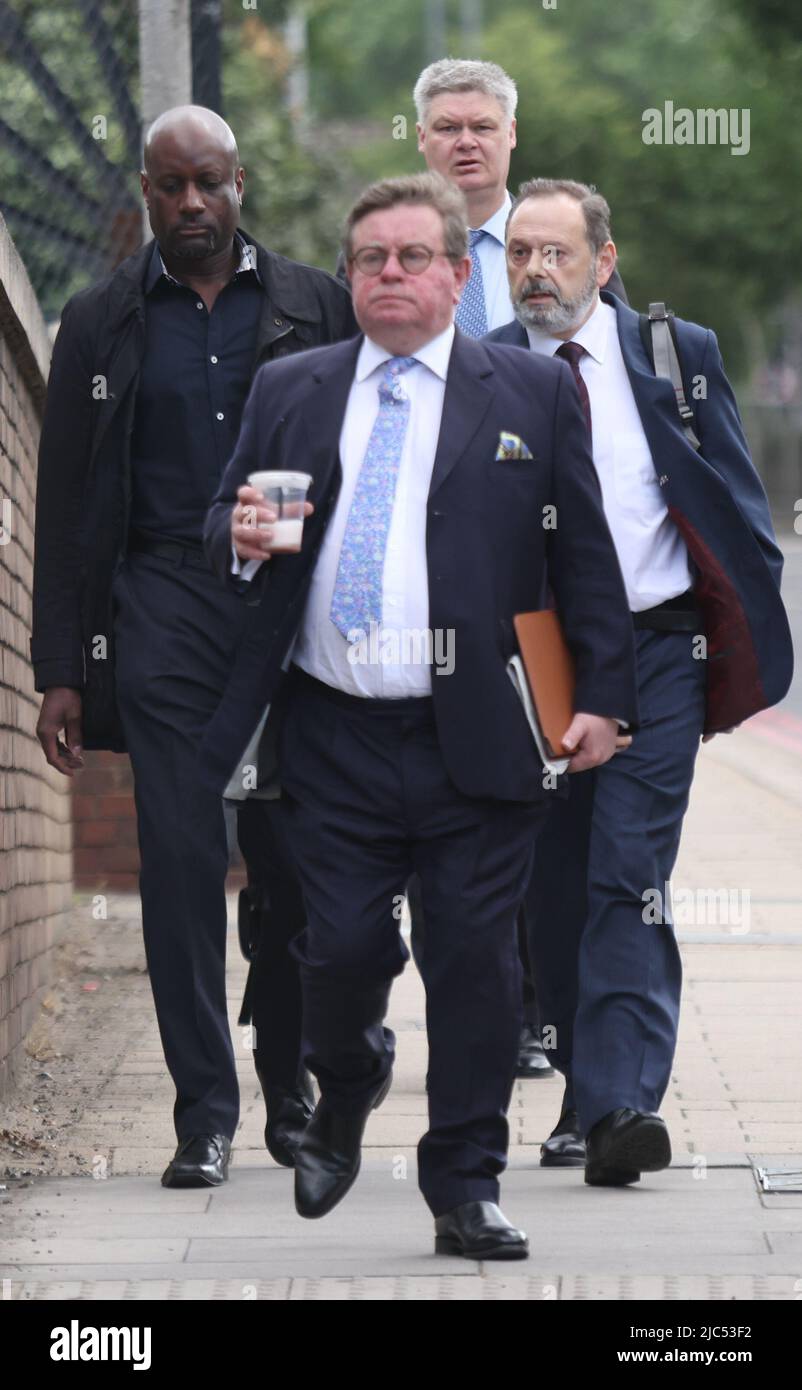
[638,301,701,452]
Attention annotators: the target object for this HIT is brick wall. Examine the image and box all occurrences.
[73,753,140,891]
[73,753,246,891]
[0,213,72,1100]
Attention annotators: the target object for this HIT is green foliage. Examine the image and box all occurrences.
[0,0,140,318]
[221,7,349,273]
[484,0,802,369]
[287,0,802,376]
[3,0,800,373]
[728,0,802,49]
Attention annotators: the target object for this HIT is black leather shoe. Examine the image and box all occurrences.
[540,1107,586,1168]
[264,1080,315,1168]
[161,1135,231,1188]
[435,1201,529,1260]
[294,1071,392,1219]
[515,1024,555,1079]
[585,1109,671,1187]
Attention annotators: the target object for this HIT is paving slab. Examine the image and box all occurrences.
[2,718,801,1299]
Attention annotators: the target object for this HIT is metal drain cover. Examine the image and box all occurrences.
[755,1166,802,1193]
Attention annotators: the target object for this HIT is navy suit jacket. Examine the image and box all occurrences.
[485,294,793,733]
[201,329,639,800]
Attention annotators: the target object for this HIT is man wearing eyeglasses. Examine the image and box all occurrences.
[410,58,629,1086]
[201,172,638,1258]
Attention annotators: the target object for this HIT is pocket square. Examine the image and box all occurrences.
[496,431,534,461]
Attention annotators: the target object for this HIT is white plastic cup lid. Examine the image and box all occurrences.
[248,470,313,492]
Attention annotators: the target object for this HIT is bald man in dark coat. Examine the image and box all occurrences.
[32,106,357,1187]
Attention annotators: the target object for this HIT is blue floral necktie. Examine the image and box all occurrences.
[330,355,419,640]
[455,229,489,337]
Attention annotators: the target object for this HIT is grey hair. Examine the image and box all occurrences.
[413,58,518,125]
[342,172,469,263]
[508,178,613,255]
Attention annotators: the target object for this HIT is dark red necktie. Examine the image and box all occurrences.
[555,340,592,442]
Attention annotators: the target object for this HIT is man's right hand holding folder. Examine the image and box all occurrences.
[508,610,633,776]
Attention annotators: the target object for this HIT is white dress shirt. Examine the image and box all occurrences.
[235,325,454,697]
[526,298,693,611]
[473,192,515,331]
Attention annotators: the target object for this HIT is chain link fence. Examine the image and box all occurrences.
[0,0,226,323]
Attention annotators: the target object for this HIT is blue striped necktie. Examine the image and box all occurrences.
[455,228,489,337]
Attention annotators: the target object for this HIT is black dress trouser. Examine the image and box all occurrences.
[235,796,306,1094]
[111,548,303,1140]
[278,668,547,1216]
[408,875,543,1032]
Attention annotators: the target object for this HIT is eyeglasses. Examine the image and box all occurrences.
[350,244,448,276]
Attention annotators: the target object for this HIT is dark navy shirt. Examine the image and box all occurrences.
[129,235,264,545]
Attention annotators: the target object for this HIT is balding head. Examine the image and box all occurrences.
[143,105,239,174]
[140,105,245,265]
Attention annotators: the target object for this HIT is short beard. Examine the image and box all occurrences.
[513,259,599,334]
[169,229,219,261]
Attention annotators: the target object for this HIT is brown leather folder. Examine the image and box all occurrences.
[513,611,575,758]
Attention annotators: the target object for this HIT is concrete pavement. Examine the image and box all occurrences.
[2,713,801,1300]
